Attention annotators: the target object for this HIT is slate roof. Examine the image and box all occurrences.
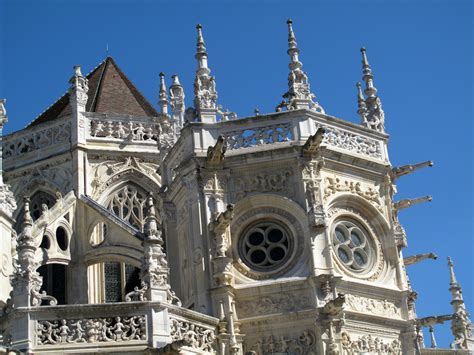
[27,57,158,128]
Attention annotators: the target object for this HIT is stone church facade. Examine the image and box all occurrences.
[0,21,472,354]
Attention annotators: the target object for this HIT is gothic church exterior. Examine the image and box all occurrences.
[0,21,472,354]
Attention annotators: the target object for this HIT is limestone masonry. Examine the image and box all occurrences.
[0,20,472,354]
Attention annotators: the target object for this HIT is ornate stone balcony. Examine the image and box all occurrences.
[3,301,218,353]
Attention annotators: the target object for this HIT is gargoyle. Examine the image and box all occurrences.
[404,253,438,266]
[207,136,227,165]
[302,127,325,156]
[391,160,433,180]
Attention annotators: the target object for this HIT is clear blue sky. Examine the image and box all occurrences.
[1,0,472,348]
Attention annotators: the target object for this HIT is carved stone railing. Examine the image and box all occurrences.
[3,301,219,353]
[36,315,146,345]
[207,110,387,161]
[86,113,159,144]
[3,118,71,160]
[223,122,293,150]
[168,306,219,353]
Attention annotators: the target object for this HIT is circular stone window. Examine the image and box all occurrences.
[239,221,293,272]
[332,220,373,273]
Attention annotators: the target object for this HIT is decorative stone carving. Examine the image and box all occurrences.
[280,20,324,113]
[238,292,312,318]
[90,156,160,198]
[0,184,17,217]
[234,170,293,200]
[3,120,71,159]
[169,318,216,352]
[224,123,293,151]
[89,118,158,142]
[323,176,383,212]
[36,315,146,345]
[321,125,383,160]
[340,332,401,354]
[301,160,326,227]
[207,136,227,165]
[248,330,317,355]
[344,294,401,319]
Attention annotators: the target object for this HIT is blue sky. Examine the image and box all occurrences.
[1,0,472,348]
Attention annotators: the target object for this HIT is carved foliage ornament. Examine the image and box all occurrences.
[36,315,146,345]
[324,176,383,212]
[169,318,216,352]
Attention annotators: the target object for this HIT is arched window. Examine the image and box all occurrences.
[14,191,56,232]
[106,184,147,231]
[87,262,141,304]
[37,264,67,305]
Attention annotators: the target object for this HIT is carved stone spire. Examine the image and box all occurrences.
[158,72,169,115]
[282,19,324,113]
[193,24,219,123]
[360,48,385,132]
[169,74,185,131]
[447,257,473,350]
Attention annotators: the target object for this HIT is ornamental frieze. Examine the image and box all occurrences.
[233,170,293,200]
[247,330,317,355]
[341,332,401,355]
[344,294,401,319]
[238,292,313,318]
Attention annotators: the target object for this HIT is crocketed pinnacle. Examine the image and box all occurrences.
[282,19,324,113]
[359,47,385,132]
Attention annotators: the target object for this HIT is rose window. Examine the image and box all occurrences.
[332,220,372,272]
[240,222,292,271]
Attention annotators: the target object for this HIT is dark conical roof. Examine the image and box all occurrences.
[28,57,158,127]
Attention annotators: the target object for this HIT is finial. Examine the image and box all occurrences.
[447,256,458,285]
[73,65,83,77]
[196,23,206,54]
[158,72,168,115]
[171,74,181,86]
[287,19,297,50]
[22,196,33,227]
